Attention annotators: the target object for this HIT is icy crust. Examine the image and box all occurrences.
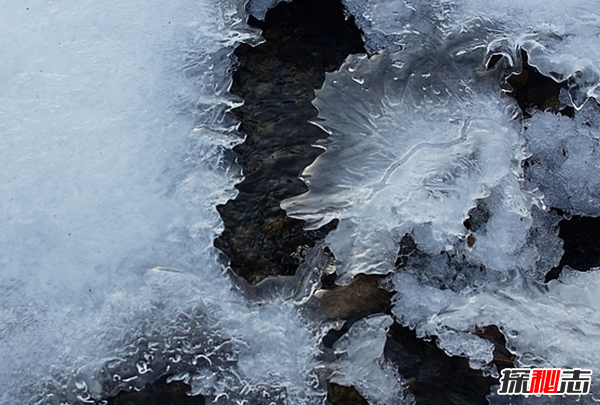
[282,45,534,284]
[83,269,327,405]
[342,0,600,108]
[330,315,415,405]
[525,100,600,216]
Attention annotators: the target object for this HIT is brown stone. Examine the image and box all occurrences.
[315,274,392,319]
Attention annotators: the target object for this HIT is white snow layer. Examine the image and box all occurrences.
[0,1,334,404]
[282,0,600,403]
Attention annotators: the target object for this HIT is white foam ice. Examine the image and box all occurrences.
[0,0,244,401]
[0,1,338,404]
[524,100,600,216]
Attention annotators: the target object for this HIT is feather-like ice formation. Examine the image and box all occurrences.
[282,42,531,283]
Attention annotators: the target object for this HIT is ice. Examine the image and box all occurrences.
[342,0,600,107]
[455,0,600,108]
[5,0,600,403]
[282,0,600,401]
[22,266,328,404]
[246,0,292,20]
[282,45,532,283]
[464,194,563,281]
[330,315,414,405]
[0,0,405,402]
[0,0,236,398]
[524,100,600,216]
[391,268,600,401]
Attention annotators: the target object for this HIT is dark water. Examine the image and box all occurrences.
[214,0,363,284]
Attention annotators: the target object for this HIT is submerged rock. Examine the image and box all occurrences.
[314,274,392,320]
[327,383,370,405]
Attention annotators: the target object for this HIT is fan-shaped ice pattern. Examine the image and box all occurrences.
[282,45,533,283]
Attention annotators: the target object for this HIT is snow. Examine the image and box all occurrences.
[0,1,327,404]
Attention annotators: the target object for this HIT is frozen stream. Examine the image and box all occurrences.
[2,0,600,404]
